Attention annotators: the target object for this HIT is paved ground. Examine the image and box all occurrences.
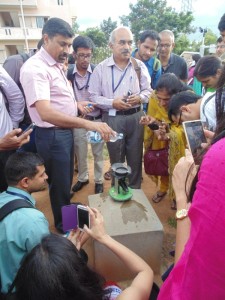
[34,145,176,287]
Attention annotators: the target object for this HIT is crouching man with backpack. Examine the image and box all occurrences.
[0,152,50,298]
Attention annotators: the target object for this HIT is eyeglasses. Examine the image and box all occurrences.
[158,44,172,49]
[76,53,92,59]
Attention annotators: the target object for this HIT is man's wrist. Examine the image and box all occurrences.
[139,94,145,104]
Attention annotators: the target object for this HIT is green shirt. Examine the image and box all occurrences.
[0,187,49,293]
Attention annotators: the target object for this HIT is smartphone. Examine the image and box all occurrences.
[61,204,78,232]
[18,122,36,136]
[127,90,132,97]
[148,122,159,130]
[77,205,90,231]
[183,120,207,163]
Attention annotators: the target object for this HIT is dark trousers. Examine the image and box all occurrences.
[102,110,144,189]
[0,150,15,192]
[35,127,74,231]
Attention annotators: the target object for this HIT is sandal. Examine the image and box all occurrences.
[171,199,177,210]
[104,170,111,181]
[152,191,167,203]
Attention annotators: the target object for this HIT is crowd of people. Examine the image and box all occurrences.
[0,11,225,300]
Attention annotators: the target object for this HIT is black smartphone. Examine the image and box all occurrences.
[123,90,132,103]
[127,90,132,97]
[183,120,207,163]
[77,205,90,231]
[148,122,159,130]
[18,122,36,136]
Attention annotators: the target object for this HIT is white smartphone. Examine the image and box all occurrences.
[183,120,207,163]
[77,205,90,231]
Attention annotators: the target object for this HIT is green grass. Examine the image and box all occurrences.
[167,217,177,229]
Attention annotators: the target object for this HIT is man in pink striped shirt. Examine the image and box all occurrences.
[20,18,113,233]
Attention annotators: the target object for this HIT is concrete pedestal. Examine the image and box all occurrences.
[88,189,164,281]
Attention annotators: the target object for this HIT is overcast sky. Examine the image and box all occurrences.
[75,0,224,41]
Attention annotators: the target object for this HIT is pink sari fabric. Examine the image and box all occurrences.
[158,137,225,299]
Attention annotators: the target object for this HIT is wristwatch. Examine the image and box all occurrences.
[176,208,188,220]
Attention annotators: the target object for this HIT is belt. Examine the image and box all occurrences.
[116,106,141,116]
[85,115,102,121]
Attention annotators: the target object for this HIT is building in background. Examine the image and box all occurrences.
[0,0,76,64]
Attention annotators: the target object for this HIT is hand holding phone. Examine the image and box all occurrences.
[18,122,35,136]
[77,205,90,231]
[183,120,206,163]
[148,122,159,130]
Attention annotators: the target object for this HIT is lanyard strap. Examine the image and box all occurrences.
[111,66,128,93]
[6,191,33,205]
[74,72,91,90]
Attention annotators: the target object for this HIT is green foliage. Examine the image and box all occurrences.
[189,40,202,52]
[92,47,112,64]
[72,20,79,34]
[204,29,217,46]
[100,17,117,42]
[119,0,195,43]
[174,34,191,55]
[79,27,107,47]
[167,217,177,228]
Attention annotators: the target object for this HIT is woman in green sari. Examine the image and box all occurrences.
[140,73,188,209]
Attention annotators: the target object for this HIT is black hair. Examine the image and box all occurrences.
[217,36,223,43]
[194,55,222,78]
[192,53,201,63]
[218,13,225,32]
[155,73,191,95]
[67,53,75,64]
[5,152,44,186]
[168,91,201,121]
[214,64,225,133]
[139,30,160,43]
[72,36,95,52]
[42,17,74,38]
[37,37,44,50]
[15,234,105,300]
[188,64,225,202]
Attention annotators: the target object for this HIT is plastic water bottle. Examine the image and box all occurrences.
[86,131,123,143]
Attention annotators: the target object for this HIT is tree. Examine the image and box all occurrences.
[100,17,117,42]
[174,34,191,55]
[72,20,79,34]
[204,29,217,46]
[119,0,195,43]
[79,27,106,47]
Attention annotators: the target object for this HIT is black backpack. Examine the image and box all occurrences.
[0,199,34,222]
